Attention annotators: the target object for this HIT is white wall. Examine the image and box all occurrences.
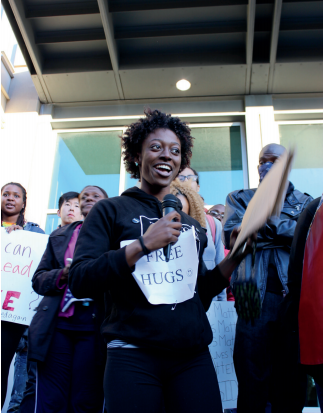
[244,95,280,188]
[1,67,57,231]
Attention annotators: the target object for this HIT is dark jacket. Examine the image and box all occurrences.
[222,182,313,303]
[28,221,106,362]
[69,187,229,352]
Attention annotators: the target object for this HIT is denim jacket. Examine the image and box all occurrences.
[222,183,313,303]
[24,221,44,234]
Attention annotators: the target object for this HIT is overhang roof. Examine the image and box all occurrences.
[3,0,323,104]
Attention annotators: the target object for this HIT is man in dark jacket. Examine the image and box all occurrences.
[222,143,313,413]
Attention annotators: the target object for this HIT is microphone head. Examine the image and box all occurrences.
[163,194,179,202]
[161,194,179,209]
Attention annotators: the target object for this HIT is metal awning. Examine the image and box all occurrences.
[3,0,323,104]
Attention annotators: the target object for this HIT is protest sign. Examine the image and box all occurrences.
[121,227,199,305]
[207,301,238,409]
[1,228,49,325]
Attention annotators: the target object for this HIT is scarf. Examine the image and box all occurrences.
[258,161,273,183]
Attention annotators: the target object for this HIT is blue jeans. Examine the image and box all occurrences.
[19,359,37,413]
[7,351,28,413]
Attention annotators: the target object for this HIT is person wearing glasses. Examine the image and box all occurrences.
[207,204,225,224]
[177,167,200,192]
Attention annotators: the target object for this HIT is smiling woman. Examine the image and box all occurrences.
[138,128,182,201]
[122,108,193,182]
[69,109,255,413]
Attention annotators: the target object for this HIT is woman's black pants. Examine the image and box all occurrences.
[1,321,26,407]
[104,347,222,413]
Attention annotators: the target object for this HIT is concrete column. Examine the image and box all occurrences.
[27,114,57,230]
[1,67,57,231]
[1,67,40,192]
[244,95,280,188]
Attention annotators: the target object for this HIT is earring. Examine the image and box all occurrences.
[135,162,138,166]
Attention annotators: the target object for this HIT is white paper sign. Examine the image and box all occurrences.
[121,227,199,305]
[1,228,49,325]
[207,301,238,409]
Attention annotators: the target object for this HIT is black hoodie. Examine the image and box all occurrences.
[69,187,229,352]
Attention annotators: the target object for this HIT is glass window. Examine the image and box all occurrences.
[125,172,138,191]
[45,214,61,234]
[123,125,246,206]
[48,131,122,210]
[190,126,245,206]
[279,124,323,199]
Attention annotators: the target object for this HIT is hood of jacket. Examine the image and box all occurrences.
[121,186,163,212]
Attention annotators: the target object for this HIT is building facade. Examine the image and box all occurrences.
[1,1,323,409]
[2,15,322,233]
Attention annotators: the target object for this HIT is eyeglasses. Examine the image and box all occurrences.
[178,175,198,182]
[208,211,224,219]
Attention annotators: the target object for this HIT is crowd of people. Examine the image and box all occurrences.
[1,109,322,413]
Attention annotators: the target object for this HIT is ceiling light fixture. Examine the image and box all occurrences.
[176,79,191,91]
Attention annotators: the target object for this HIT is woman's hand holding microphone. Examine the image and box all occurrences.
[125,211,182,268]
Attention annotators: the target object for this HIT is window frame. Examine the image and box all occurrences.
[46,122,248,223]
[46,126,126,222]
[188,122,249,190]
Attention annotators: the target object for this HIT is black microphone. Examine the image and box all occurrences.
[161,194,180,262]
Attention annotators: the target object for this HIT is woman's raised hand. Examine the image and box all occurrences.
[142,211,182,252]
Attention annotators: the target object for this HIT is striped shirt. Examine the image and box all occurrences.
[107,340,139,349]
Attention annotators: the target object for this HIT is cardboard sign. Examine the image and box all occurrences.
[121,227,199,305]
[1,228,49,325]
[207,301,238,409]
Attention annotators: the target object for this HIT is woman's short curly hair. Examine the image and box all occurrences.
[121,108,194,179]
